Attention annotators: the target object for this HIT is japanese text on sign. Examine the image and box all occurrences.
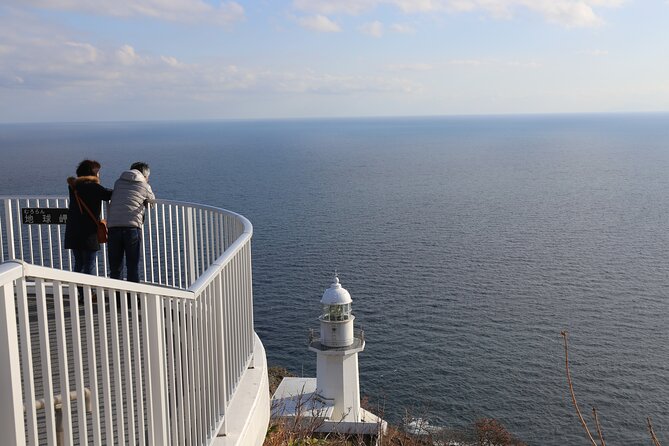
[21,208,68,225]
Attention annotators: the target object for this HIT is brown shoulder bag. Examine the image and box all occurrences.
[72,187,108,244]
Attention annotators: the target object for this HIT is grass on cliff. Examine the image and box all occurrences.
[265,366,525,446]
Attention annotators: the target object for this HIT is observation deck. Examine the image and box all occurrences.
[0,197,269,446]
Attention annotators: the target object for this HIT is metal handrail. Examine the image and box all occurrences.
[23,262,193,298]
[0,196,256,446]
[0,196,252,288]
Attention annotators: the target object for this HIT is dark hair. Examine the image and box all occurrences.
[76,159,101,177]
[131,161,150,178]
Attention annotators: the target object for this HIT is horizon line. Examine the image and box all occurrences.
[1,110,668,126]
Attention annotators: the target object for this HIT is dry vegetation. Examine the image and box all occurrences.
[265,328,668,446]
[561,331,663,446]
[263,414,525,446]
[265,365,525,446]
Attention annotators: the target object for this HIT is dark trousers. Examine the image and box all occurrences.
[108,227,142,283]
[72,249,97,275]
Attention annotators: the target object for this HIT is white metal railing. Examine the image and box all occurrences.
[0,197,245,288]
[0,197,256,445]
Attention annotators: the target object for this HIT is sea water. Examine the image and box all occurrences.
[2,114,669,444]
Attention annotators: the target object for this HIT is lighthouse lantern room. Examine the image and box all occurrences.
[319,276,354,347]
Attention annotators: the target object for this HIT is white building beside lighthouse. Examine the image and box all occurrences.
[272,275,386,437]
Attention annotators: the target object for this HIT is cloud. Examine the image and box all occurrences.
[448,58,541,68]
[9,0,245,25]
[117,45,139,66]
[387,63,433,71]
[505,60,542,68]
[360,21,384,37]
[64,42,99,64]
[449,59,485,66]
[588,0,624,6]
[292,0,378,15]
[292,0,626,27]
[297,14,342,32]
[161,56,182,67]
[0,14,419,100]
[530,1,603,27]
[577,49,609,56]
[269,71,421,94]
[390,23,415,33]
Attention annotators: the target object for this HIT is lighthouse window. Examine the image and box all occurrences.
[322,303,351,321]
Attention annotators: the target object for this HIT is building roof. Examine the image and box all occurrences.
[271,377,386,436]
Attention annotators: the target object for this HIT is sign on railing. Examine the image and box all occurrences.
[21,208,68,225]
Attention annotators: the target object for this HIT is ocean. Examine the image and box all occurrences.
[1,114,669,444]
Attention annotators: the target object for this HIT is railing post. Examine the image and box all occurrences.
[4,199,16,260]
[145,294,169,445]
[215,273,228,436]
[246,243,256,369]
[186,207,197,287]
[0,279,26,446]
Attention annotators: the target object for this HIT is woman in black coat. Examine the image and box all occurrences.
[64,159,113,275]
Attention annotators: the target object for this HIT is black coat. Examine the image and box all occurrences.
[64,176,113,251]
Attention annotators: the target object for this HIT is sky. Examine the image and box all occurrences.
[1,0,669,122]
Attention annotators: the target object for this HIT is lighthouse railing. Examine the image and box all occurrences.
[0,196,259,445]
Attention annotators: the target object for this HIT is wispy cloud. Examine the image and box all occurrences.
[161,56,182,67]
[532,2,603,27]
[297,14,342,32]
[449,59,485,66]
[270,71,421,94]
[360,21,384,37]
[448,58,542,68]
[292,0,626,27]
[387,63,433,71]
[577,49,609,56]
[7,0,245,25]
[505,60,542,68]
[0,14,420,99]
[390,23,415,33]
[117,45,139,66]
[292,0,377,16]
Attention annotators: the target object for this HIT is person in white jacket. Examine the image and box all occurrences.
[107,162,155,282]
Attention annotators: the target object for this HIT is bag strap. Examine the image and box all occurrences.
[71,185,101,225]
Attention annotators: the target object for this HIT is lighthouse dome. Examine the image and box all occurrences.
[320,276,352,305]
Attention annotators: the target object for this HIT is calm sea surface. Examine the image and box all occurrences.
[2,114,669,444]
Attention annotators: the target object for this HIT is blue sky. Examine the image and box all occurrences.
[1,0,668,122]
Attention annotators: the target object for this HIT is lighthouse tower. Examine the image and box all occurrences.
[271,273,386,438]
[308,275,365,422]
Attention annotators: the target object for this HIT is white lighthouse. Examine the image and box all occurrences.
[309,275,365,422]
[271,274,386,438]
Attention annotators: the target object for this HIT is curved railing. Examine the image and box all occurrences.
[0,197,248,288]
[0,197,262,445]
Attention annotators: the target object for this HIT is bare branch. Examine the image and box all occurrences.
[648,417,662,446]
[592,407,606,446]
[560,330,599,446]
